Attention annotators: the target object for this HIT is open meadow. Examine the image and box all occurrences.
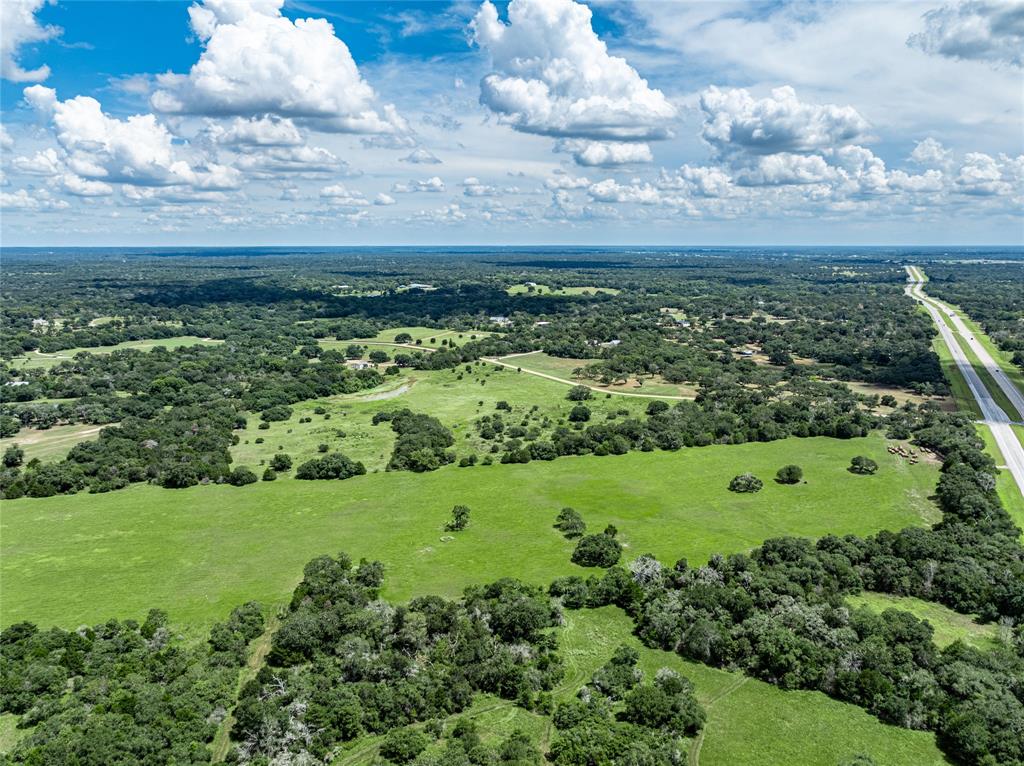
[2,432,938,636]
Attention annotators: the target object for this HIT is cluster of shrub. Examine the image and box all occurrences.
[549,406,1024,766]
[462,378,877,472]
[0,603,264,765]
[0,402,246,497]
[231,554,562,763]
[2,343,384,416]
[374,408,456,472]
[549,645,705,765]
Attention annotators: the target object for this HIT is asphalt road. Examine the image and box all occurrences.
[906,266,1024,496]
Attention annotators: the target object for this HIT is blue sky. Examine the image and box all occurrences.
[1,0,1021,246]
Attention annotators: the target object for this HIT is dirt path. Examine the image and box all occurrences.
[352,382,413,401]
[482,356,692,401]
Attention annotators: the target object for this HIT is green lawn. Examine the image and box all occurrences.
[6,336,222,370]
[0,422,106,463]
[847,592,1002,650]
[335,607,948,766]
[3,433,938,636]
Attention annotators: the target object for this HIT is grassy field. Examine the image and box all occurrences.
[847,592,1002,650]
[231,364,650,472]
[506,284,620,296]
[2,433,938,636]
[0,422,106,463]
[334,607,948,766]
[499,350,699,397]
[7,336,222,370]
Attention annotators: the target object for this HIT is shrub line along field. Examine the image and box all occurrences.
[1,433,937,637]
[6,336,223,370]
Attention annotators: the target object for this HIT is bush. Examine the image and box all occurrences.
[849,455,879,474]
[270,453,292,472]
[728,473,763,493]
[775,464,803,484]
[379,727,428,764]
[446,504,470,531]
[3,445,24,468]
[260,405,292,422]
[295,452,366,481]
[571,533,622,568]
[646,400,669,416]
[554,507,586,538]
[262,468,277,481]
[228,467,258,486]
[567,385,593,401]
[568,405,591,423]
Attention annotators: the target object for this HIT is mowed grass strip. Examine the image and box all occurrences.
[846,592,1002,651]
[0,422,106,463]
[2,434,938,635]
[7,336,222,370]
[932,336,983,419]
[974,424,1024,535]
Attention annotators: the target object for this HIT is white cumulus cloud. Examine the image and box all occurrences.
[392,176,445,193]
[1,0,60,82]
[151,0,409,137]
[400,148,442,164]
[556,139,653,167]
[205,116,303,146]
[908,1,1024,68]
[24,85,242,194]
[700,86,870,158]
[470,0,676,165]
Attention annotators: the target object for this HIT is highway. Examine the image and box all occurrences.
[905,265,1024,496]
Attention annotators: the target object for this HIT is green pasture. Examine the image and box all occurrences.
[3,433,938,636]
[847,592,1002,650]
[6,336,222,370]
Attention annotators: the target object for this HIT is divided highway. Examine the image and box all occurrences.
[906,266,1024,496]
